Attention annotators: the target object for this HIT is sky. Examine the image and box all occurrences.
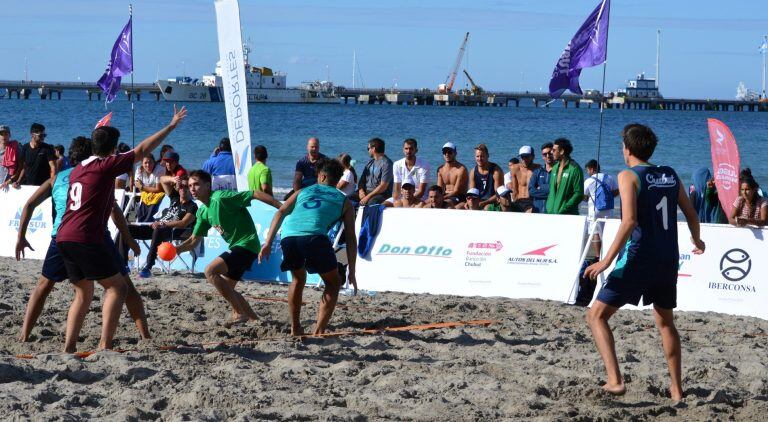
[1,0,766,99]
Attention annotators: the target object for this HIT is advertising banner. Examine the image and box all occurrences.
[707,118,741,216]
[214,0,252,191]
[355,208,587,301]
[0,186,54,260]
[595,219,768,320]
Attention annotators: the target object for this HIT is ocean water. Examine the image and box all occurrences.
[2,97,767,190]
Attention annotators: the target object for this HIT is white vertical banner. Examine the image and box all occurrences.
[214,0,252,191]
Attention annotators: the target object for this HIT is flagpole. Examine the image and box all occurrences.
[130,3,135,148]
[596,61,607,166]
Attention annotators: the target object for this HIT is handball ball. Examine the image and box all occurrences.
[158,242,177,261]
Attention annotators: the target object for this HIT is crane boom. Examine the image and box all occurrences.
[462,69,478,91]
[444,32,469,93]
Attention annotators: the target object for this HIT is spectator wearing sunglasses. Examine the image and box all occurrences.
[14,123,56,187]
[528,142,556,213]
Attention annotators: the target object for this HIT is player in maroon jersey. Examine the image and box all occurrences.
[56,106,187,353]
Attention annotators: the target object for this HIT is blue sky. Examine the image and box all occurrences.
[2,0,766,99]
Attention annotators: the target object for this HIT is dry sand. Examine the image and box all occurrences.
[0,256,767,420]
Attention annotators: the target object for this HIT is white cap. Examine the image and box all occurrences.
[496,186,511,196]
[442,142,457,151]
[466,188,480,197]
[519,145,533,156]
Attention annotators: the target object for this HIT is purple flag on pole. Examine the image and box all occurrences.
[97,17,133,103]
[549,0,610,99]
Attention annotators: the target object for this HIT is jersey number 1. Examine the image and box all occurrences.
[655,196,669,231]
[69,182,83,211]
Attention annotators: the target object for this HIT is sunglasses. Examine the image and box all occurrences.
[542,152,554,156]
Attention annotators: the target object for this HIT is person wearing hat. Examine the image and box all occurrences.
[384,181,423,208]
[488,185,514,212]
[202,137,236,190]
[508,145,541,213]
[158,151,189,200]
[0,125,20,189]
[436,141,468,206]
[464,188,482,211]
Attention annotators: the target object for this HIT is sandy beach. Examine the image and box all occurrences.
[0,255,766,420]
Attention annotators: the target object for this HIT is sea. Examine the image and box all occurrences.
[2,95,767,193]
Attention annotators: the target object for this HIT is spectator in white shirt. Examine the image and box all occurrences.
[583,159,619,221]
[336,153,357,196]
[392,138,430,201]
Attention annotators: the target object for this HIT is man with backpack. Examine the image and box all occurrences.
[583,159,619,221]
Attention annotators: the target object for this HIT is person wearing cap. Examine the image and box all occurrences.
[384,181,423,208]
[464,188,482,210]
[488,185,514,212]
[159,151,188,199]
[0,125,20,189]
[419,185,450,209]
[202,137,237,190]
[392,138,430,201]
[529,142,556,213]
[508,145,541,213]
[14,123,56,187]
[546,138,584,215]
[465,143,503,210]
[436,141,468,205]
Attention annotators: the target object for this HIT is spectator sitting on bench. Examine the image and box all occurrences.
[133,175,197,278]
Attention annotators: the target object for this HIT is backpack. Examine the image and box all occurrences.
[592,175,614,211]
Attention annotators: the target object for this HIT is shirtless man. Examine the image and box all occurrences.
[384,182,423,208]
[436,142,468,206]
[510,145,540,213]
[419,185,450,209]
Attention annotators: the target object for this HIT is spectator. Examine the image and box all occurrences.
[0,125,20,188]
[202,137,236,190]
[247,145,273,195]
[115,143,132,189]
[529,142,555,213]
[336,153,357,196]
[292,137,326,191]
[509,145,541,213]
[160,151,188,200]
[466,143,503,210]
[464,188,482,210]
[385,182,423,208]
[583,159,619,221]
[689,167,727,224]
[436,142,468,206]
[54,144,70,171]
[503,158,517,191]
[489,186,514,212]
[134,153,166,222]
[545,138,584,215]
[134,177,198,278]
[160,144,174,159]
[392,138,430,200]
[729,168,767,227]
[357,137,393,205]
[14,123,56,187]
[419,185,450,209]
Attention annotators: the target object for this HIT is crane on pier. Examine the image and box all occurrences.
[462,69,483,95]
[438,32,470,94]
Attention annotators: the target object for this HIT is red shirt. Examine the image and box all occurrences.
[56,151,135,244]
[166,164,187,178]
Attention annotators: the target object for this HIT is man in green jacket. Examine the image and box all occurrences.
[545,138,584,215]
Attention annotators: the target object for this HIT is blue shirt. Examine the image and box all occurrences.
[528,166,551,213]
[282,184,346,238]
[202,151,235,176]
[295,153,327,188]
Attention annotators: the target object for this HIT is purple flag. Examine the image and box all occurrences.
[97,17,133,103]
[549,0,610,98]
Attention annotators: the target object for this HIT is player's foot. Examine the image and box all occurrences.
[291,325,304,337]
[223,315,249,328]
[602,382,626,396]
[18,334,29,343]
[138,268,152,278]
[670,388,683,402]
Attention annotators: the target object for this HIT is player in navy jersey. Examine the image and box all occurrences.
[584,124,705,401]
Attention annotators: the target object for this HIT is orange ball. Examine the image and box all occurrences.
[158,242,177,261]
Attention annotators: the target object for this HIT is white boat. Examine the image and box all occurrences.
[156,45,339,104]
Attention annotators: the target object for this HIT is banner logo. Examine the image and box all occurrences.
[9,208,47,233]
[720,248,751,282]
[377,243,452,258]
[507,244,559,266]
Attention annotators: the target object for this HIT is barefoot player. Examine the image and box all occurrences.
[584,124,705,401]
[259,159,358,336]
[175,170,282,327]
[55,106,186,353]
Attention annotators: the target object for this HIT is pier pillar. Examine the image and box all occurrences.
[575,101,580,108]
[514,99,519,107]
[155,92,161,101]
[562,100,568,108]
[533,99,538,107]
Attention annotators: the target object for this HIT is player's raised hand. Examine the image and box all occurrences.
[691,237,705,255]
[15,236,33,261]
[169,105,188,128]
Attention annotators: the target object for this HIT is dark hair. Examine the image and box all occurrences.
[509,157,520,165]
[189,169,212,186]
[337,153,357,183]
[740,168,759,190]
[368,137,385,154]
[541,142,554,151]
[91,126,121,157]
[585,159,600,172]
[117,142,130,154]
[553,138,573,157]
[30,123,45,134]
[403,138,417,149]
[143,153,156,163]
[160,144,174,158]
[54,144,65,156]
[253,145,268,162]
[474,143,489,155]
[428,185,444,195]
[318,158,344,186]
[621,123,658,161]
[219,137,231,152]
[68,136,92,165]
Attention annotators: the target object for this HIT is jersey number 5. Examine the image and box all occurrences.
[655,196,669,231]
[69,182,83,211]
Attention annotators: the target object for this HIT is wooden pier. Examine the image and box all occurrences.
[0,80,162,101]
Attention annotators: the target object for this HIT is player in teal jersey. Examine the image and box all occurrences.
[15,136,150,342]
[260,159,357,336]
[585,124,705,401]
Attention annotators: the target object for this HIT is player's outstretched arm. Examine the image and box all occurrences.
[15,181,52,260]
[252,190,282,209]
[585,170,638,280]
[259,192,298,263]
[175,234,202,254]
[677,182,705,254]
[342,200,358,293]
[132,105,188,163]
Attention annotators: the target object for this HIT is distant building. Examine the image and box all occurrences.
[626,73,661,98]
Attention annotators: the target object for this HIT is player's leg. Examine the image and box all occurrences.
[63,279,94,353]
[19,276,56,342]
[287,267,307,336]
[123,275,150,339]
[204,257,251,324]
[315,268,342,335]
[653,305,683,401]
[221,274,258,323]
[586,300,625,395]
[96,273,128,350]
[305,235,343,335]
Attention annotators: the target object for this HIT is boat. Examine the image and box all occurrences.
[156,45,339,104]
[625,73,662,99]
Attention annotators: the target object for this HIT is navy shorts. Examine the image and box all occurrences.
[41,237,68,282]
[220,247,258,280]
[57,233,128,282]
[596,261,677,310]
[280,235,337,275]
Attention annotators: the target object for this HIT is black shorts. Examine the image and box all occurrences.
[511,197,534,213]
[596,261,677,309]
[280,235,337,275]
[220,247,258,280]
[58,241,122,282]
[445,194,467,204]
